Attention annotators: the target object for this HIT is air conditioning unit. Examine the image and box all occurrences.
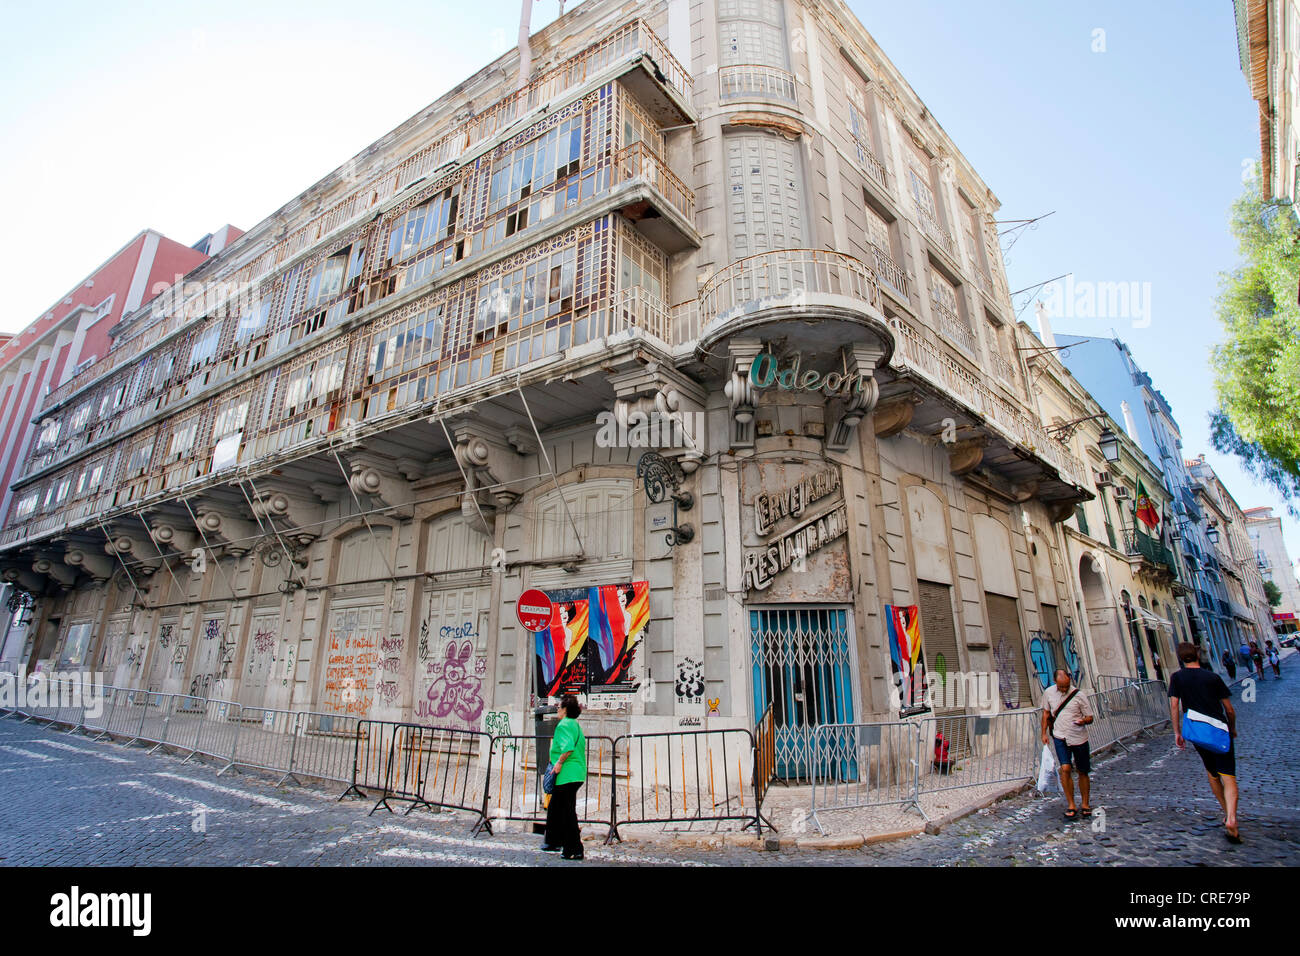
[1114,486,1132,501]
[1094,470,1113,487]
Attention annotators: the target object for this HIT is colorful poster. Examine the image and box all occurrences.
[586,581,649,686]
[887,604,928,715]
[533,581,650,700]
[535,599,589,699]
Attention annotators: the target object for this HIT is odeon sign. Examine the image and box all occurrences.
[748,351,871,397]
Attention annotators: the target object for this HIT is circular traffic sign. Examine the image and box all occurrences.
[517,589,554,632]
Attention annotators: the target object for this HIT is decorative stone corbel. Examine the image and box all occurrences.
[102,533,162,575]
[825,343,885,452]
[607,363,707,461]
[1,566,43,595]
[1047,500,1078,524]
[64,547,114,583]
[32,556,76,588]
[342,453,415,519]
[445,417,530,520]
[947,439,985,477]
[248,485,325,539]
[872,395,917,439]
[149,522,198,556]
[723,337,763,449]
[191,506,259,557]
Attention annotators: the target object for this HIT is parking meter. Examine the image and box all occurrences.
[533,703,559,833]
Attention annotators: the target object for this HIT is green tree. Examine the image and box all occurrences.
[1211,181,1300,515]
[1264,579,1282,607]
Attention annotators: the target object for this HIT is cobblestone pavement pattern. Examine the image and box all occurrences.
[1,659,1295,866]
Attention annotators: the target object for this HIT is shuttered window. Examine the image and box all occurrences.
[917,580,963,715]
[985,593,1031,709]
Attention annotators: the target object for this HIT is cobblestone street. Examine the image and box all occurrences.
[1,661,1296,867]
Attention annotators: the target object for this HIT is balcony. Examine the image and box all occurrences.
[1126,529,1179,583]
[868,244,910,301]
[930,297,977,356]
[609,141,698,253]
[852,136,889,191]
[718,64,798,105]
[42,18,694,414]
[987,351,1017,390]
[887,317,1091,493]
[693,249,892,362]
[917,207,957,258]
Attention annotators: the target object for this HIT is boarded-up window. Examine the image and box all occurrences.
[917,580,962,715]
[985,593,1031,709]
[725,134,806,259]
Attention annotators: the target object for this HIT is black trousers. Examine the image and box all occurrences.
[545,781,583,854]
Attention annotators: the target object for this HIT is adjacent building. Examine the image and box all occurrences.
[1244,504,1300,632]
[0,0,1109,783]
[0,230,229,671]
[1235,0,1300,207]
[1187,456,1276,651]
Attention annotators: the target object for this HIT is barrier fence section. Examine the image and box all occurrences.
[916,708,1040,799]
[371,724,492,831]
[289,711,362,787]
[610,727,761,840]
[809,721,919,834]
[753,704,776,817]
[486,733,618,837]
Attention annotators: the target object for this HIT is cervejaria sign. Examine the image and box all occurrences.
[743,467,848,591]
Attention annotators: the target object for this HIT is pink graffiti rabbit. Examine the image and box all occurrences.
[427,639,484,723]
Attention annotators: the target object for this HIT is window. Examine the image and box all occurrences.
[473,246,576,343]
[126,440,154,477]
[14,492,38,520]
[167,419,198,460]
[366,306,444,386]
[69,403,92,434]
[487,119,583,218]
[236,297,271,342]
[54,477,71,505]
[388,188,460,263]
[909,166,937,220]
[212,397,249,440]
[189,324,221,369]
[617,243,665,300]
[35,418,60,452]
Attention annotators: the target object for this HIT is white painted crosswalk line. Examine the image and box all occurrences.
[0,745,58,762]
[32,738,131,763]
[151,772,318,815]
[378,847,528,866]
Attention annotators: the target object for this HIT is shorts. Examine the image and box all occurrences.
[1052,736,1091,775]
[1194,741,1236,778]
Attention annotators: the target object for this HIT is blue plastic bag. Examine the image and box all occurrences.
[542,762,556,794]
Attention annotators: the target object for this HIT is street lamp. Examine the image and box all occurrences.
[1098,426,1120,463]
[1206,523,1220,545]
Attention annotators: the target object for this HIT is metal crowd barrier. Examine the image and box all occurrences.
[486,733,617,836]
[915,709,1040,799]
[370,724,492,828]
[809,721,920,833]
[609,727,761,841]
[289,710,363,788]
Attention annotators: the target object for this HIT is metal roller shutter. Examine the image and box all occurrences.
[917,580,963,715]
[985,593,1031,709]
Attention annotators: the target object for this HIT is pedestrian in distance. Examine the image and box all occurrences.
[1238,640,1252,674]
[1220,647,1237,681]
[1250,641,1266,681]
[1266,640,1280,678]
[1168,642,1241,843]
[541,694,588,860]
[1041,668,1095,820]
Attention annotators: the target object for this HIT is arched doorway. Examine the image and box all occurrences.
[1077,553,1123,677]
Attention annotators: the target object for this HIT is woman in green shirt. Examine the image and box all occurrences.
[543,695,588,860]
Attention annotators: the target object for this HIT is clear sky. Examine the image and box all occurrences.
[2,0,1297,578]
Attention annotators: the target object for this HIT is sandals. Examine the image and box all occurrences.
[1063,809,1078,820]
[1080,807,1092,818]
[1225,825,1242,844]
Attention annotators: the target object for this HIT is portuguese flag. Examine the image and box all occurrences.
[1134,479,1160,532]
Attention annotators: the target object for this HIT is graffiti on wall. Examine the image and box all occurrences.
[417,639,485,727]
[323,608,381,716]
[674,656,704,704]
[376,633,405,707]
[992,635,1022,709]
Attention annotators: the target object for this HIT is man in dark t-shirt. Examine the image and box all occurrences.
[1168,642,1240,843]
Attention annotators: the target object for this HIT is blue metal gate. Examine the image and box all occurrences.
[749,607,855,780]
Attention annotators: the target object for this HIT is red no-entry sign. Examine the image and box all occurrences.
[517,589,554,632]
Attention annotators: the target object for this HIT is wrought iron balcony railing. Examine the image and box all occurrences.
[697,249,880,337]
[611,141,694,222]
[718,63,798,104]
[868,244,910,300]
[888,317,1090,490]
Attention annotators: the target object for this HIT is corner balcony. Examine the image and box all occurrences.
[690,249,894,365]
[884,317,1091,510]
[718,64,798,105]
[609,141,698,253]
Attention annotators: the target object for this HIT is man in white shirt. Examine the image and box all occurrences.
[1040,668,1095,820]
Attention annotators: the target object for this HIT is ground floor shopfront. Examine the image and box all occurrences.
[5,341,1100,782]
